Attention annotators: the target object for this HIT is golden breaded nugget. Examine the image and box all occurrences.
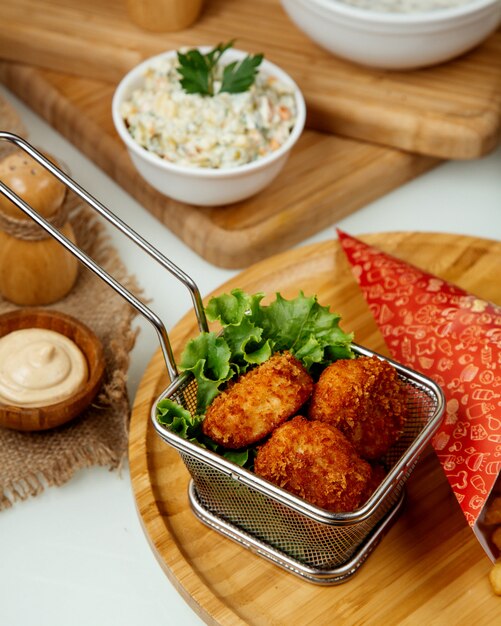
[485,496,501,525]
[254,416,372,512]
[308,355,407,459]
[202,351,313,449]
[489,561,501,596]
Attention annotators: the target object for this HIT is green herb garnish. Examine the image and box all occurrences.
[177,41,263,97]
[156,290,354,469]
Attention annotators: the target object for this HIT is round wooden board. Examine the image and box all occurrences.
[129,232,501,625]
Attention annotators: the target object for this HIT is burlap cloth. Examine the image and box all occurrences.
[0,97,142,509]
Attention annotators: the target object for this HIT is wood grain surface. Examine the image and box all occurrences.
[0,62,437,269]
[0,0,500,159]
[129,232,501,626]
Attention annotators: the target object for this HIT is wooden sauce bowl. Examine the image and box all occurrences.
[0,309,105,431]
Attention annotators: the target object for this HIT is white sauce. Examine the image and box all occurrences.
[0,328,88,408]
[120,56,297,169]
[336,0,474,12]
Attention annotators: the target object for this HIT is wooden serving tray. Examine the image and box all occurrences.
[0,62,436,269]
[129,232,501,625]
[0,0,500,159]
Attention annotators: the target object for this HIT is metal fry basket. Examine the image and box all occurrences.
[0,133,445,585]
[153,344,444,584]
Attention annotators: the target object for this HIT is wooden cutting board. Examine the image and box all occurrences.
[129,232,501,626]
[0,0,500,159]
[0,62,436,269]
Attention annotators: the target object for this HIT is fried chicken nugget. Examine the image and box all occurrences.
[202,351,313,449]
[308,355,407,459]
[254,416,372,512]
[489,561,501,596]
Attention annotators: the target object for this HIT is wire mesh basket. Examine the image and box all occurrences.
[0,132,445,586]
[152,343,444,583]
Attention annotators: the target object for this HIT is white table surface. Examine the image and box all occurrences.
[0,82,500,626]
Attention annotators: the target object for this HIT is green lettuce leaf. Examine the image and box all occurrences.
[180,332,234,413]
[156,398,204,438]
[205,289,265,326]
[221,318,272,368]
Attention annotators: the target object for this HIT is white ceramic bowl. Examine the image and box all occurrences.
[281,0,501,70]
[112,48,306,206]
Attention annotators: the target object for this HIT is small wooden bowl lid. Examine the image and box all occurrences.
[0,308,105,431]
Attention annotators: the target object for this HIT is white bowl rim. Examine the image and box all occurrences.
[296,0,500,24]
[112,47,306,179]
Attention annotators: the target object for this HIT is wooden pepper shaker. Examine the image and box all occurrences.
[0,151,79,306]
[126,0,204,32]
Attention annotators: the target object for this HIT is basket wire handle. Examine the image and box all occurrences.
[0,132,209,381]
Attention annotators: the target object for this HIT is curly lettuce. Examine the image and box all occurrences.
[156,289,354,467]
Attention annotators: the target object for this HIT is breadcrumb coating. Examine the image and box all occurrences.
[254,416,372,512]
[308,356,407,459]
[202,351,313,449]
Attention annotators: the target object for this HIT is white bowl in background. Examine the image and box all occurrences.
[112,48,306,207]
[281,0,501,70]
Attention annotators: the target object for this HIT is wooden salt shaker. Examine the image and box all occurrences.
[0,151,79,306]
[126,0,204,32]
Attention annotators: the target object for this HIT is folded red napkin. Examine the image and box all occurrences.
[337,229,501,559]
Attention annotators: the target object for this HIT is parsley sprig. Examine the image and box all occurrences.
[177,41,264,97]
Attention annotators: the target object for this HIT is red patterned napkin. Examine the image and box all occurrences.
[337,229,501,559]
